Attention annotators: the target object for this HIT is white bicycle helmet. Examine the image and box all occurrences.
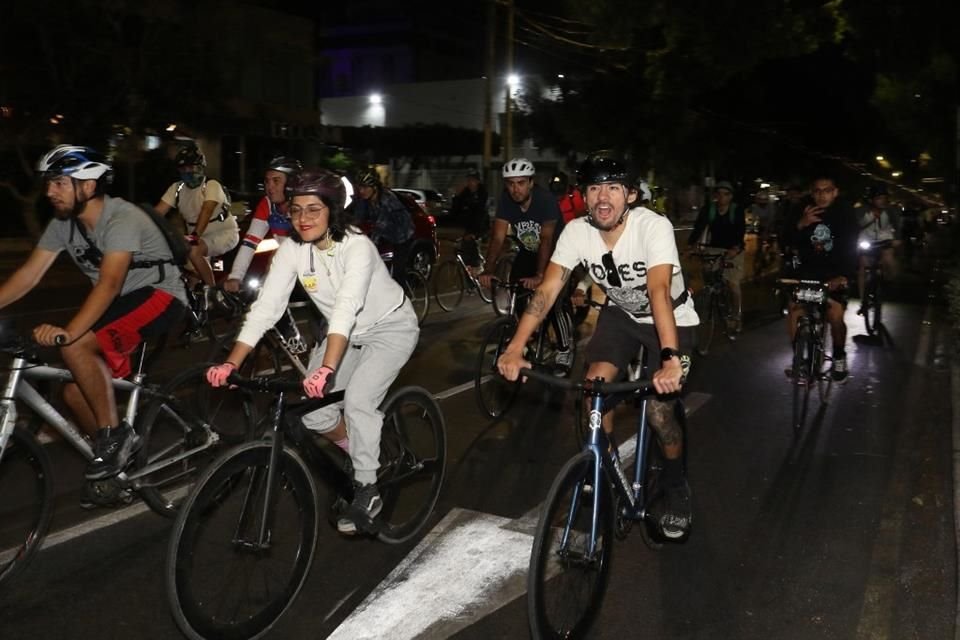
[502,158,535,178]
[36,145,113,182]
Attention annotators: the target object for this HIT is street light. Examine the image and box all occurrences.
[369,93,383,105]
[507,74,520,89]
[875,155,885,162]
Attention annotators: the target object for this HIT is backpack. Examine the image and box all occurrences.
[174,178,232,221]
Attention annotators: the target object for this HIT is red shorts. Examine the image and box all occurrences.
[92,288,185,378]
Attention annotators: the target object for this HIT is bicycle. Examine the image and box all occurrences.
[0,327,250,587]
[474,279,575,418]
[523,362,684,638]
[858,239,893,337]
[780,278,834,432]
[382,248,430,325]
[690,250,736,355]
[165,371,446,640]
[432,237,513,312]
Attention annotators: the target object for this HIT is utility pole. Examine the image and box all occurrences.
[504,0,514,161]
[483,0,496,186]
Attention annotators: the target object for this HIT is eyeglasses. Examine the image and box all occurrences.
[601,251,621,287]
[289,204,327,220]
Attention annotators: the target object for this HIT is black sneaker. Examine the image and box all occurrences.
[655,480,692,540]
[80,478,134,510]
[831,357,849,383]
[337,482,383,535]
[86,422,141,480]
[784,365,808,385]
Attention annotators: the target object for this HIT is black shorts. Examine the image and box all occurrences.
[585,304,695,375]
[92,287,185,378]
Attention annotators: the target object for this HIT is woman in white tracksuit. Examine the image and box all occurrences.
[205,169,419,535]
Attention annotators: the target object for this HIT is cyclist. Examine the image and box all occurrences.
[783,175,858,383]
[154,145,240,293]
[856,183,900,311]
[687,180,746,333]
[450,167,489,269]
[0,145,187,479]
[549,171,586,223]
[350,167,415,289]
[497,156,699,539]
[479,158,574,376]
[205,169,419,535]
[223,156,302,293]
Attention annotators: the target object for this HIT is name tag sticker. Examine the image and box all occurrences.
[301,274,318,292]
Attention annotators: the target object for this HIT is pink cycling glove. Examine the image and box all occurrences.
[206,362,236,387]
[303,365,336,398]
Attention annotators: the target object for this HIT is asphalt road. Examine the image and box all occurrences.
[0,233,956,640]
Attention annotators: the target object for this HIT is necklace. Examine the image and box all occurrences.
[310,242,336,277]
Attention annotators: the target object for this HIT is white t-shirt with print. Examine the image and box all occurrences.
[551,207,699,327]
[160,178,229,225]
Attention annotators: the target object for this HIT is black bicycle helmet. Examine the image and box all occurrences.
[174,146,206,168]
[867,183,889,199]
[355,167,380,187]
[576,156,629,187]
[266,155,303,176]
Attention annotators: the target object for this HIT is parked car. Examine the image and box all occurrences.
[394,188,448,220]
[355,190,439,279]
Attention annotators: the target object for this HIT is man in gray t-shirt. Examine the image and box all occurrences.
[0,145,187,481]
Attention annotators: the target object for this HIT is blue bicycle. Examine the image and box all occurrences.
[524,357,686,638]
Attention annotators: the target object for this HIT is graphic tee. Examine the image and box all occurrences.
[495,184,563,255]
[551,207,698,327]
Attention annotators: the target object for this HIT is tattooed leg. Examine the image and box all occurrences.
[647,398,683,460]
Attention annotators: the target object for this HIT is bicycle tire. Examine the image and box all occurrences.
[475,317,521,418]
[166,442,318,640]
[693,288,715,356]
[862,274,882,337]
[135,363,252,517]
[495,254,514,284]
[433,259,465,311]
[405,271,430,325]
[376,387,447,544]
[791,324,813,433]
[528,451,614,639]
[816,338,834,405]
[0,425,53,587]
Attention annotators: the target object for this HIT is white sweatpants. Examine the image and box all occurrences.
[301,301,419,485]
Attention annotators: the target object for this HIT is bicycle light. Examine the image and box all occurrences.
[859,240,871,250]
[246,278,261,290]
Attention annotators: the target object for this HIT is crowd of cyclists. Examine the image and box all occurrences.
[0,141,918,544]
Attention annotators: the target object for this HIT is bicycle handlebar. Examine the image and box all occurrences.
[518,366,656,396]
[226,372,305,394]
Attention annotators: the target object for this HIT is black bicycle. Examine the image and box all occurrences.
[690,251,736,355]
[781,278,834,432]
[474,279,574,418]
[858,239,893,336]
[523,363,684,638]
[432,237,512,312]
[165,372,446,640]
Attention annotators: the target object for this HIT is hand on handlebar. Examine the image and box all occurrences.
[653,357,684,395]
[478,273,495,290]
[206,362,236,387]
[497,349,531,383]
[303,365,336,398]
[826,276,848,292]
[32,324,70,347]
[223,278,242,293]
[570,288,587,307]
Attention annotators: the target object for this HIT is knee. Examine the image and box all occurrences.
[59,333,99,365]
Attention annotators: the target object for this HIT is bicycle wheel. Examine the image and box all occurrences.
[0,425,53,587]
[791,325,813,433]
[528,451,614,639]
[495,254,514,283]
[862,275,881,336]
[405,271,430,325]
[475,317,521,418]
[166,442,318,640]
[816,336,834,405]
[433,259,465,311]
[693,288,715,355]
[376,387,447,544]
[136,363,253,517]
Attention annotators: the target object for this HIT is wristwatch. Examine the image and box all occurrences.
[660,347,682,362]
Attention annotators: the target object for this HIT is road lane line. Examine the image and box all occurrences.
[329,392,712,637]
[0,486,189,565]
[953,360,960,640]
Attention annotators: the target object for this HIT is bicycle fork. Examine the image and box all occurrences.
[235,393,288,552]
